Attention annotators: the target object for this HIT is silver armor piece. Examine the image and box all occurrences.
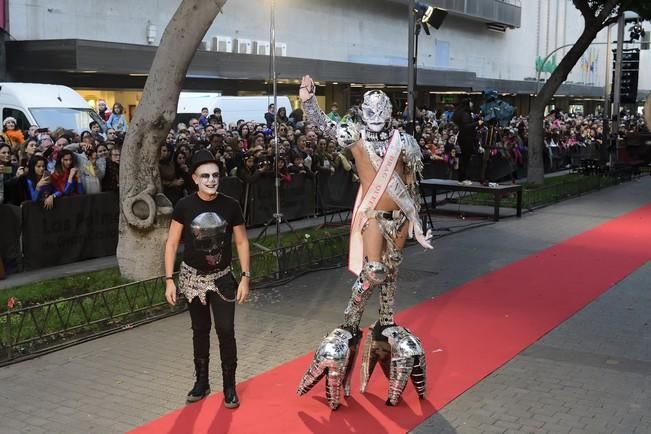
[382,326,427,406]
[343,275,372,331]
[360,329,391,394]
[302,96,361,149]
[297,328,356,410]
[363,261,388,285]
[190,212,228,239]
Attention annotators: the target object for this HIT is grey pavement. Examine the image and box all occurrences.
[0,175,650,433]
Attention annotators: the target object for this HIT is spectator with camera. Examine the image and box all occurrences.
[312,138,335,176]
[288,153,314,179]
[20,155,56,209]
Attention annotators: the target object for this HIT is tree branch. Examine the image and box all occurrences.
[603,14,621,28]
[573,0,596,22]
[596,0,621,24]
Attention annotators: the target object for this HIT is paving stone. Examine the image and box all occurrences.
[2,178,651,433]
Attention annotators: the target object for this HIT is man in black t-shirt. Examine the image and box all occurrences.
[164,149,250,409]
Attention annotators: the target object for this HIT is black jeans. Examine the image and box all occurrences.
[458,143,474,181]
[187,274,237,368]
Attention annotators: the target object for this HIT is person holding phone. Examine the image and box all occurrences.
[21,156,56,209]
[164,149,250,409]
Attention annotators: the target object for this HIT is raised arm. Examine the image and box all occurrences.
[299,75,360,149]
[299,75,338,140]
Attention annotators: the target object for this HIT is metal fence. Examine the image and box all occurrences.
[456,174,625,211]
[523,176,621,211]
[0,232,350,366]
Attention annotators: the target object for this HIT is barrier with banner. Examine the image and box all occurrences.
[245,173,317,225]
[218,176,243,203]
[11,161,501,271]
[0,204,21,269]
[21,193,120,270]
[317,168,357,211]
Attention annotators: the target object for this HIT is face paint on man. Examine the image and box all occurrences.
[194,162,220,195]
[361,90,392,132]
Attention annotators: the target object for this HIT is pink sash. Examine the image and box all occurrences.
[348,131,402,275]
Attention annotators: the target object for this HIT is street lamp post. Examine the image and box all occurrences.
[407,0,416,132]
[407,2,446,133]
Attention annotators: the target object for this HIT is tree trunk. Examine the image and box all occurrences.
[117,0,227,281]
[527,3,618,184]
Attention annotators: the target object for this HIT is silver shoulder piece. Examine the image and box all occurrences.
[336,120,362,149]
[382,325,426,406]
[297,328,360,410]
[400,132,424,178]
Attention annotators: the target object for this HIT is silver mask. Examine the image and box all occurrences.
[361,90,392,133]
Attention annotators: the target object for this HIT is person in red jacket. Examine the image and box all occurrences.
[50,150,84,197]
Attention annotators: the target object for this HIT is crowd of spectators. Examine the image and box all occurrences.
[0,98,125,208]
[2,94,649,212]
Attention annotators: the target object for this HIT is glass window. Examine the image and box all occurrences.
[28,108,105,133]
[2,108,31,131]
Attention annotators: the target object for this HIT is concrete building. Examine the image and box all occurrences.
[1,0,649,118]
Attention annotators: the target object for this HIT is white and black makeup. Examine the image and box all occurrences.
[194,162,220,195]
[361,90,392,132]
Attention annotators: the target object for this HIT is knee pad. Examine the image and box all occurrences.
[363,261,388,286]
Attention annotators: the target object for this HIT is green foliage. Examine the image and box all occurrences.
[580,0,651,21]
[1,268,130,313]
[619,1,651,19]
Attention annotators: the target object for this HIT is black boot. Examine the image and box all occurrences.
[187,358,211,403]
[222,364,240,409]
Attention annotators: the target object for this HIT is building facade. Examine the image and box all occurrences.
[2,0,649,116]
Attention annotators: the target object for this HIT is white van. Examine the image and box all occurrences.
[0,82,103,133]
[177,92,294,126]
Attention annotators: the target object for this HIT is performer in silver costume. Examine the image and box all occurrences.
[296,75,432,409]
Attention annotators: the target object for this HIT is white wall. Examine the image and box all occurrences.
[7,0,651,90]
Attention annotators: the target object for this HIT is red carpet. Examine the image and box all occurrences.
[130,204,651,434]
